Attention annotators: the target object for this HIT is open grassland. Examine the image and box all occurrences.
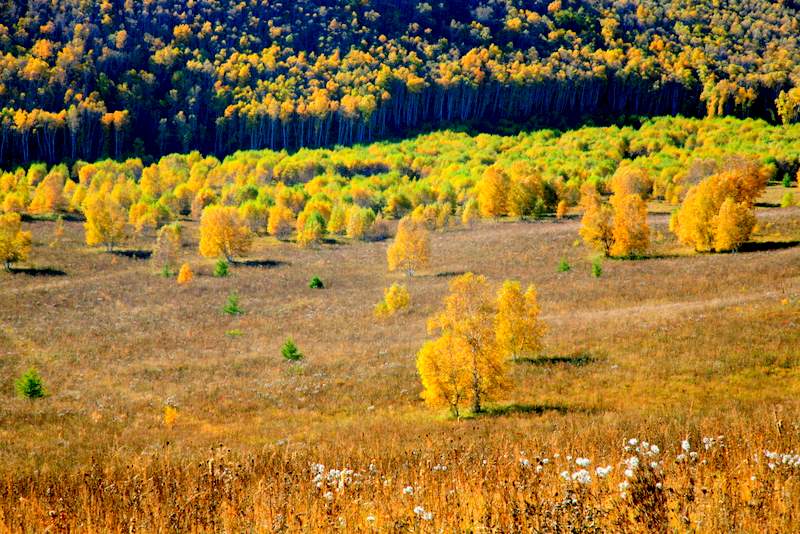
[2,192,800,531]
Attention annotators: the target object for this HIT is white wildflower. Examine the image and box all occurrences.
[403,486,414,495]
[575,457,591,468]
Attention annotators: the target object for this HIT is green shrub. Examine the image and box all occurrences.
[783,173,793,188]
[281,338,303,361]
[223,292,244,315]
[160,264,173,278]
[214,259,229,277]
[592,257,603,278]
[226,329,243,337]
[781,192,795,208]
[15,368,46,400]
[309,276,324,289]
[557,258,571,273]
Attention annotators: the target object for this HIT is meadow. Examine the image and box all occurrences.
[2,183,800,531]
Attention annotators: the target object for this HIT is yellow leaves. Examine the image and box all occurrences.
[345,206,374,240]
[267,204,295,239]
[198,205,252,260]
[177,263,193,285]
[495,281,546,361]
[477,166,510,218]
[672,160,765,252]
[419,273,513,416]
[387,217,430,275]
[83,193,127,251]
[417,333,472,416]
[579,194,615,256]
[610,193,650,258]
[714,198,755,252]
[0,212,32,270]
[374,283,411,318]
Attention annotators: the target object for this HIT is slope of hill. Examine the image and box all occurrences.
[1,0,800,166]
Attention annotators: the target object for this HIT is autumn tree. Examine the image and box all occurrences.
[375,283,411,317]
[610,193,650,257]
[153,222,182,271]
[0,212,32,271]
[84,193,127,251]
[477,166,510,219]
[495,281,546,362]
[199,205,253,261]
[268,205,296,240]
[387,217,430,276]
[177,263,193,284]
[671,160,766,252]
[419,273,509,415]
[579,192,615,256]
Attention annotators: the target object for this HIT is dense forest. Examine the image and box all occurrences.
[1,0,800,167]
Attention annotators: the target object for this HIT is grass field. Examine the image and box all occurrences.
[2,187,800,531]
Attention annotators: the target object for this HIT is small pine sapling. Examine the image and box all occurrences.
[281,338,303,361]
[15,368,46,400]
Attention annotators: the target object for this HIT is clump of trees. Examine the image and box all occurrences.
[417,273,545,417]
[670,160,767,252]
[579,183,650,258]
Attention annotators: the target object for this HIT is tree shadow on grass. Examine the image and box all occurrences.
[111,249,152,260]
[482,402,572,418]
[515,352,596,367]
[232,259,288,268]
[8,266,66,276]
[435,270,468,278]
[736,240,800,253]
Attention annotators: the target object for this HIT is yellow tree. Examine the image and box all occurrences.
[267,204,295,240]
[387,217,430,276]
[671,160,766,252]
[84,193,127,251]
[374,283,411,317]
[714,197,756,252]
[477,166,510,218]
[199,205,252,261]
[28,166,67,214]
[421,273,509,414]
[153,222,182,271]
[176,263,193,285]
[495,280,547,361]
[579,194,615,256]
[417,333,473,417]
[0,212,32,271]
[610,193,650,257]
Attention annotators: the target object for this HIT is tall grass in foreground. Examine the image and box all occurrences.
[2,419,800,532]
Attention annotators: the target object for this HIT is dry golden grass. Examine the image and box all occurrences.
[1,199,800,531]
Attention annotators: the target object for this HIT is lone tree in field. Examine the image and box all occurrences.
[0,212,32,271]
[199,205,253,261]
[495,280,547,362]
[153,222,182,272]
[15,368,46,400]
[418,273,509,415]
[83,193,127,251]
[387,217,430,276]
[671,159,766,252]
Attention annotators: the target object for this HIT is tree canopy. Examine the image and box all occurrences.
[1,0,800,167]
